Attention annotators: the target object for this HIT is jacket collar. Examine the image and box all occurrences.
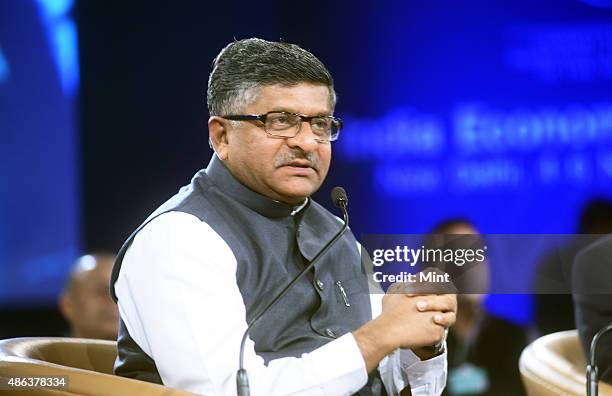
[204,154,308,218]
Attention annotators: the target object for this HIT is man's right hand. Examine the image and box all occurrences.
[353,291,456,373]
[380,293,455,349]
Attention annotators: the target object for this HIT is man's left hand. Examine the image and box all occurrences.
[409,293,456,360]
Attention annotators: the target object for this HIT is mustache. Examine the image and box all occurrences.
[274,150,321,171]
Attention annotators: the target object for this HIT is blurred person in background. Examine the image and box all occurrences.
[572,235,612,384]
[426,219,527,396]
[533,199,612,336]
[59,253,119,340]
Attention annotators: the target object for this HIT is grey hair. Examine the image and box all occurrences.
[207,38,337,116]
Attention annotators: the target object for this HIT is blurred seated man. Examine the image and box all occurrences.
[59,253,119,340]
[427,219,527,396]
[572,235,612,384]
[533,199,612,335]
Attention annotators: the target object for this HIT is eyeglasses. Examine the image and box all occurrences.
[220,111,342,142]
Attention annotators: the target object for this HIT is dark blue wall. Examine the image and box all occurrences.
[2,0,612,330]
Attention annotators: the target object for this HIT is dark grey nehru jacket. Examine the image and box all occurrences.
[110,155,387,395]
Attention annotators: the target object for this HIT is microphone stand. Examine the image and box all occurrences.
[587,321,612,396]
[236,189,349,396]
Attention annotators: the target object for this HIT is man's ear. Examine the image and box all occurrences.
[58,291,75,322]
[208,116,230,160]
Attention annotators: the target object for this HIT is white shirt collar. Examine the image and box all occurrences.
[290,198,309,216]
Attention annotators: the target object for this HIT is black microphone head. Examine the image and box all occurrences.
[331,186,348,208]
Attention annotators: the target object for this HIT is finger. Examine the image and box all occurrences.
[416,295,456,312]
[432,311,456,327]
[445,294,458,312]
[431,294,457,313]
[388,280,439,295]
[388,282,419,295]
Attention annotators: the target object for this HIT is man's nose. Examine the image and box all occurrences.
[286,121,319,152]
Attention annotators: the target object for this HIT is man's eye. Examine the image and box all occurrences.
[312,119,329,130]
[270,115,292,127]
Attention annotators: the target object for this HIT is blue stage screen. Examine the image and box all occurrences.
[0,0,80,306]
[325,0,612,324]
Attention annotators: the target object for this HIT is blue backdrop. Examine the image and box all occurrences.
[1,1,612,325]
[325,0,612,324]
[0,0,80,306]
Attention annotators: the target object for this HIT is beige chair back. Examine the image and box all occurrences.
[520,330,612,396]
[0,337,198,396]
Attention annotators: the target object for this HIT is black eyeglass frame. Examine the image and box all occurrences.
[220,111,343,142]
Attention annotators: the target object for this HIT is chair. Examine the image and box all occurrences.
[0,337,198,395]
[519,330,612,396]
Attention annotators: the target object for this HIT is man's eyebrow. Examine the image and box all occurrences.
[267,107,332,116]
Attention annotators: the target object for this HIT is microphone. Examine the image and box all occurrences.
[236,187,350,396]
[587,321,612,396]
[331,186,348,209]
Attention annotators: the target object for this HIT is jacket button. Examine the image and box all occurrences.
[325,328,337,338]
[315,279,324,291]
